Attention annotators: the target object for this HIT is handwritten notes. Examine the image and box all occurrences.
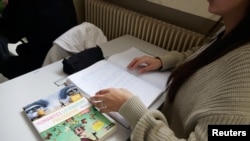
[68,60,162,108]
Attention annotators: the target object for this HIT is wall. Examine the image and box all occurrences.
[73,0,85,23]
[105,0,218,35]
[147,0,219,20]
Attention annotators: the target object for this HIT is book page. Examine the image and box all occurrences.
[68,60,163,108]
[107,47,170,90]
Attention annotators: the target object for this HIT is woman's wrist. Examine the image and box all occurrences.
[155,57,163,70]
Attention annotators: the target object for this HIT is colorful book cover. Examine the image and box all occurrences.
[23,84,117,141]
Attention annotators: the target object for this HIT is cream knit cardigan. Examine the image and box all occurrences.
[119,40,250,140]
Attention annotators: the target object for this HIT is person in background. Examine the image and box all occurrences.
[90,0,250,140]
[0,0,77,79]
[0,0,9,64]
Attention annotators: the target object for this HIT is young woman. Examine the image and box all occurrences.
[91,0,250,140]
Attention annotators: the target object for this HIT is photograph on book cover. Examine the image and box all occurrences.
[23,84,82,121]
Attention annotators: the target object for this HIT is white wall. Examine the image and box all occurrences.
[147,0,219,20]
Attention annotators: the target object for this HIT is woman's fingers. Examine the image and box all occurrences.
[90,88,133,113]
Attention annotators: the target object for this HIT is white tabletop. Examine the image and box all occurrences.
[0,35,168,141]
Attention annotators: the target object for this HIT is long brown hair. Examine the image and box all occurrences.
[166,7,250,102]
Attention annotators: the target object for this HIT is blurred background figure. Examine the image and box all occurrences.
[0,0,77,79]
[0,0,9,65]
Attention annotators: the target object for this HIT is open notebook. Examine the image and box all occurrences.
[67,47,170,128]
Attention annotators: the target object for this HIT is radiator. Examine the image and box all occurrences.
[84,0,204,51]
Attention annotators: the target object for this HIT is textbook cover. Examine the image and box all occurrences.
[23,84,117,141]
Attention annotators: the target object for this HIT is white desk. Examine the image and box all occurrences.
[0,35,168,141]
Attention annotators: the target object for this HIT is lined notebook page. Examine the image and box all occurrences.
[107,47,170,90]
[68,60,162,108]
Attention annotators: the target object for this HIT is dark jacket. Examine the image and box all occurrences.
[0,0,78,79]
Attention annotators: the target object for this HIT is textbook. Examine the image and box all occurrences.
[67,47,170,128]
[23,84,117,141]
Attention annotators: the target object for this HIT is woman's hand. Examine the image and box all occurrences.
[127,55,162,73]
[90,88,133,113]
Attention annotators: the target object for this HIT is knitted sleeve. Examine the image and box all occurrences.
[119,97,250,141]
[119,96,189,141]
[157,46,200,70]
